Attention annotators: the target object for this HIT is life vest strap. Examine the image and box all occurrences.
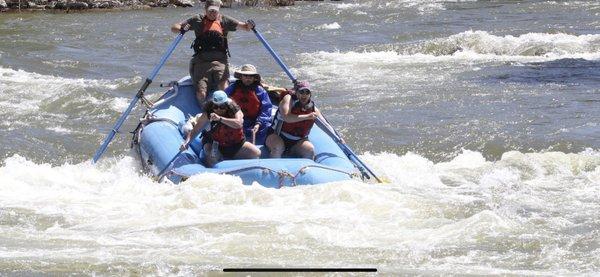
[280,131,305,141]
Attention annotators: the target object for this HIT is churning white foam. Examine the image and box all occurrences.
[0,67,131,91]
[0,149,598,273]
[375,0,476,13]
[0,66,141,115]
[110,97,131,113]
[41,59,81,69]
[417,31,600,58]
[47,126,74,134]
[316,22,341,30]
[303,31,600,64]
[320,0,473,15]
[296,31,600,84]
[334,3,362,9]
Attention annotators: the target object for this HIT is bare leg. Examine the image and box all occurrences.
[203,143,220,167]
[290,139,314,160]
[191,59,207,106]
[196,85,207,107]
[233,142,261,159]
[216,60,230,91]
[218,78,228,91]
[265,134,284,158]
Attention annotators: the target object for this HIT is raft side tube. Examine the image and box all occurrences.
[138,121,201,177]
[171,158,354,188]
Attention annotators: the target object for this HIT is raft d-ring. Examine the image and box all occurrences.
[276,170,295,188]
[278,170,292,177]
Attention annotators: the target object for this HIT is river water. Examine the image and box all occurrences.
[1,0,599,275]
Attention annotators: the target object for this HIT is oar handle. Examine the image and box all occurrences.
[92,33,185,164]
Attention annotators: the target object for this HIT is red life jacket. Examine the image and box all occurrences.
[210,122,244,147]
[230,84,261,121]
[281,99,315,139]
[193,16,227,54]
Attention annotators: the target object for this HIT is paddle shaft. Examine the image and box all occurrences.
[315,118,383,183]
[92,33,185,163]
[251,28,297,85]
[251,27,382,183]
[156,150,184,182]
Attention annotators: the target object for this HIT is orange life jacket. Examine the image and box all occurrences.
[280,99,315,140]
[192,16,227,54]
[230,84,261,121]
[211,122,244,147]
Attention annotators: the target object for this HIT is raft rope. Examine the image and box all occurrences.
[169,164,358,187]
[140,115,180,128]
[139,94,154,108]
[133,114,186,180]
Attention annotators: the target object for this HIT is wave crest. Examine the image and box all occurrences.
[413,30,600,57]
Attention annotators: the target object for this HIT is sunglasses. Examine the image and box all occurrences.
[297,89,311,95]
[213,104,227,110]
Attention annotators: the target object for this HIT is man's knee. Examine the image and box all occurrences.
[196,86,206,96]
[218,79,228,90]
[195,81,209,101]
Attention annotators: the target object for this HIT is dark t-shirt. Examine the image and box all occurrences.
[186,14,239,61]
[205,100,241,118]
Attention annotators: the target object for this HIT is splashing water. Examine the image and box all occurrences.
[1,0,599,274]
[1,149,599,274]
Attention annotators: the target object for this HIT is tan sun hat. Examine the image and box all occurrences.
[234,64,261,82]
[205,0,221,11]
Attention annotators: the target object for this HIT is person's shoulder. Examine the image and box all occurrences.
[257,86,272,100]
[188,14,203,22]
[221,14,238,22]
[228,100,241,110]
[256,85,268,93]
[221,14,240,28]
[224,82,236,92]
[186,14,203,26]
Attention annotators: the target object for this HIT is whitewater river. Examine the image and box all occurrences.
[1,0,599,275]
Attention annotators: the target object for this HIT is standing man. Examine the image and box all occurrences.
[171,0,255,105]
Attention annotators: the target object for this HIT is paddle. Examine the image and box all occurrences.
[249,22,297,86]
[161,120,214,181]
[92,32,186,163]
[156,150,184,182]
[250,24,383,183]
[314,118,383,183]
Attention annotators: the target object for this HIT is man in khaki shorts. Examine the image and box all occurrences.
[171,0,255,105]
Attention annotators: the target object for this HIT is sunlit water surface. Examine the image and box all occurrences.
[0,0,599,274]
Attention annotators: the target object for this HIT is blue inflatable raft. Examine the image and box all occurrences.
[132,77,362,188]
